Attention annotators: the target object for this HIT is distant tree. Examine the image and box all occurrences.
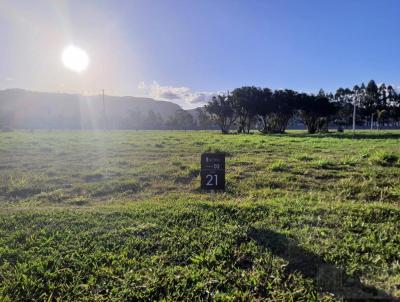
[378,83,387,109]
[298,93,337,134]
[386,85,397,106]
[255,88,274,133]
[352,85,361,105]
[334,87,354,126]
[196,108,214,129]
[180,110,195,130]
[335,87,353,104]
[387,85,400,126]
[165,109,194,130]
[204,94,236,134]
[363,80,379,129]
[394,92,400,126]
[231,86,261,133]
[360,83,366,94]
[272,89,298,133]
[377,84,387,129]
[257,89,297,133]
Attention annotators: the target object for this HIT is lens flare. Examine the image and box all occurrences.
[62,45,89,73]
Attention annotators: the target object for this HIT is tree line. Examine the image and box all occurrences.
[121,109,211,130]
[203,80,400,134]
[83,79,400,132]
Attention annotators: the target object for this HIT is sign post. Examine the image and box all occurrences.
[201,153,225,191]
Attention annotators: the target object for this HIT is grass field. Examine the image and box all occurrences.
[0,130,399,301]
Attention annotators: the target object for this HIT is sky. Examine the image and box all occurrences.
[1,0,400,108]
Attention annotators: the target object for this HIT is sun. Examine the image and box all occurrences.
[62,45,89,73]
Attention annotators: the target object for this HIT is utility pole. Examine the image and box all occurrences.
[102,89,107,130]
[352,96,356,133]
[370,114,374,131]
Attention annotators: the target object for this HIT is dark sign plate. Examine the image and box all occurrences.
[201,153,225,191]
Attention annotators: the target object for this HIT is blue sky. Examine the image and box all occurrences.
[1,0,400,108]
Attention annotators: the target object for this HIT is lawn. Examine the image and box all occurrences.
[0,130,399,301]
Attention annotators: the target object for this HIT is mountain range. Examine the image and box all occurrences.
[0,89,188,129]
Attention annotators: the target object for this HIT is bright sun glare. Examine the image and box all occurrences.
[62,45,89,73]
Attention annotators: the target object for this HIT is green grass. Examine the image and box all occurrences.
[0,130,399,301]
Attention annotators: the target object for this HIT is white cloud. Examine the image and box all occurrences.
[138,81,218,108]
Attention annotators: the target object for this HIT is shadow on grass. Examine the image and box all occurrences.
[197,203,397,300]
[248,227,397,301]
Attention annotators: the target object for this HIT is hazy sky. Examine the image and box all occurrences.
[1,0,400,108]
